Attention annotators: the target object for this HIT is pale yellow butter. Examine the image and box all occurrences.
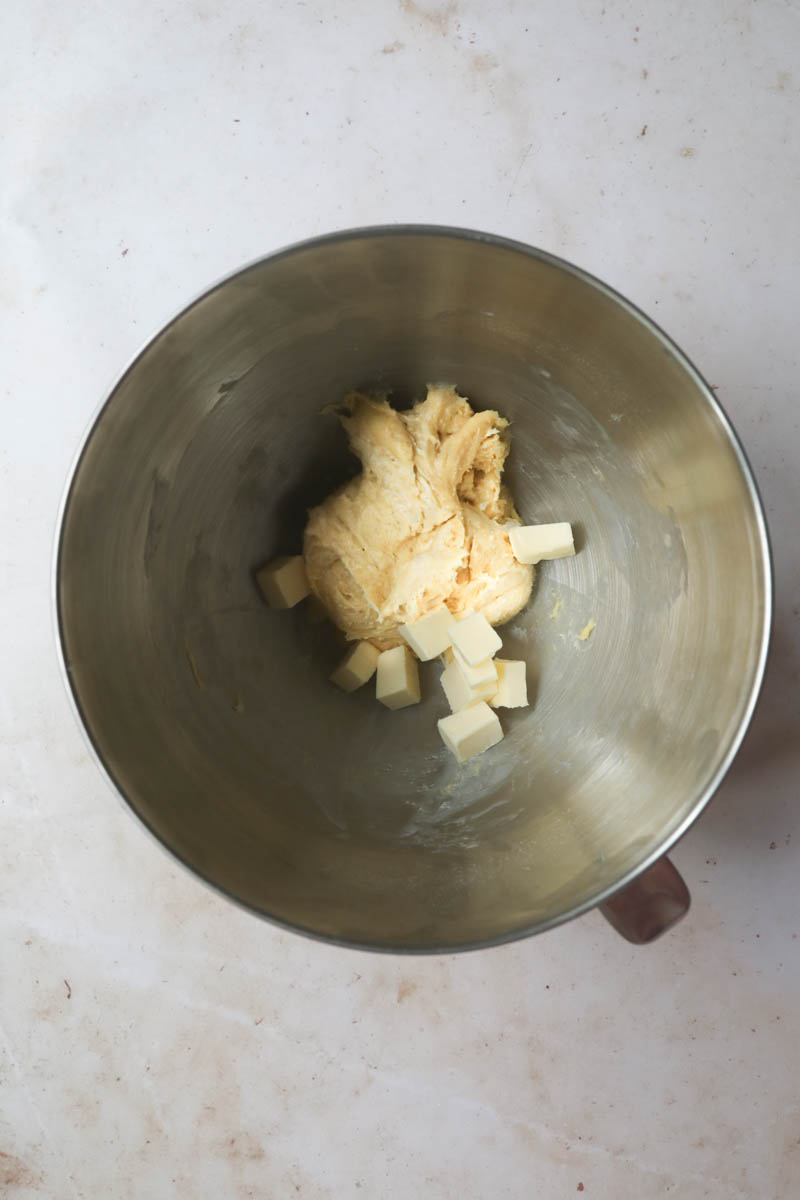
[440,661,497,713]
[399,605,454,661]
[438,701,504,763]
[330,641,380,692]
[376,645,421,710]
[448,611,502,666]
[508,522,574,565]
[490,660,528,708]
[256,555,310,608]
[452,646,498,690]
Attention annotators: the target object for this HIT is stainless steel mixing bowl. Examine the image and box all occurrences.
[55,227,771,951]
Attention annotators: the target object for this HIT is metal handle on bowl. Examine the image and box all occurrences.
[599,857,690,944]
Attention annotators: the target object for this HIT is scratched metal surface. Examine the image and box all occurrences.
[56,230,768,949]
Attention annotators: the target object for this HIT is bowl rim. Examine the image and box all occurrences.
[52,223,774,954]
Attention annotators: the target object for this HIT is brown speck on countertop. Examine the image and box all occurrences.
[121,247,129,256]
[64,979,71,999]
[396,979,417,1003]
[769,841,777,849]
[399,0,456,37]
[472,51,498,73]
[642,67,648,78]
[0,1152,41,1190]
[639,123,648,137]
[381,40,405,53]
[680,146,696,158]
[577,1185,585,1193]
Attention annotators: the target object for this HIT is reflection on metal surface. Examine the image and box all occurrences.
[54,227,771,952]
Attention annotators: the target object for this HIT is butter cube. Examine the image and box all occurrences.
[448,611,502,666]
[256,555,310,608]
[330,641,380,692]
[508,522,574,564]
[376,645,421,710]
[440,661,497,713]
[490,660,528,708]
[452,646,498,690]
[399,605,454,661]
[438,702,504,763]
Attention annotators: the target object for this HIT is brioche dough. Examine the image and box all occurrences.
[303,385,533,649]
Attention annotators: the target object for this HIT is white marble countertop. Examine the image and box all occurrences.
[3,2,799,1196]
